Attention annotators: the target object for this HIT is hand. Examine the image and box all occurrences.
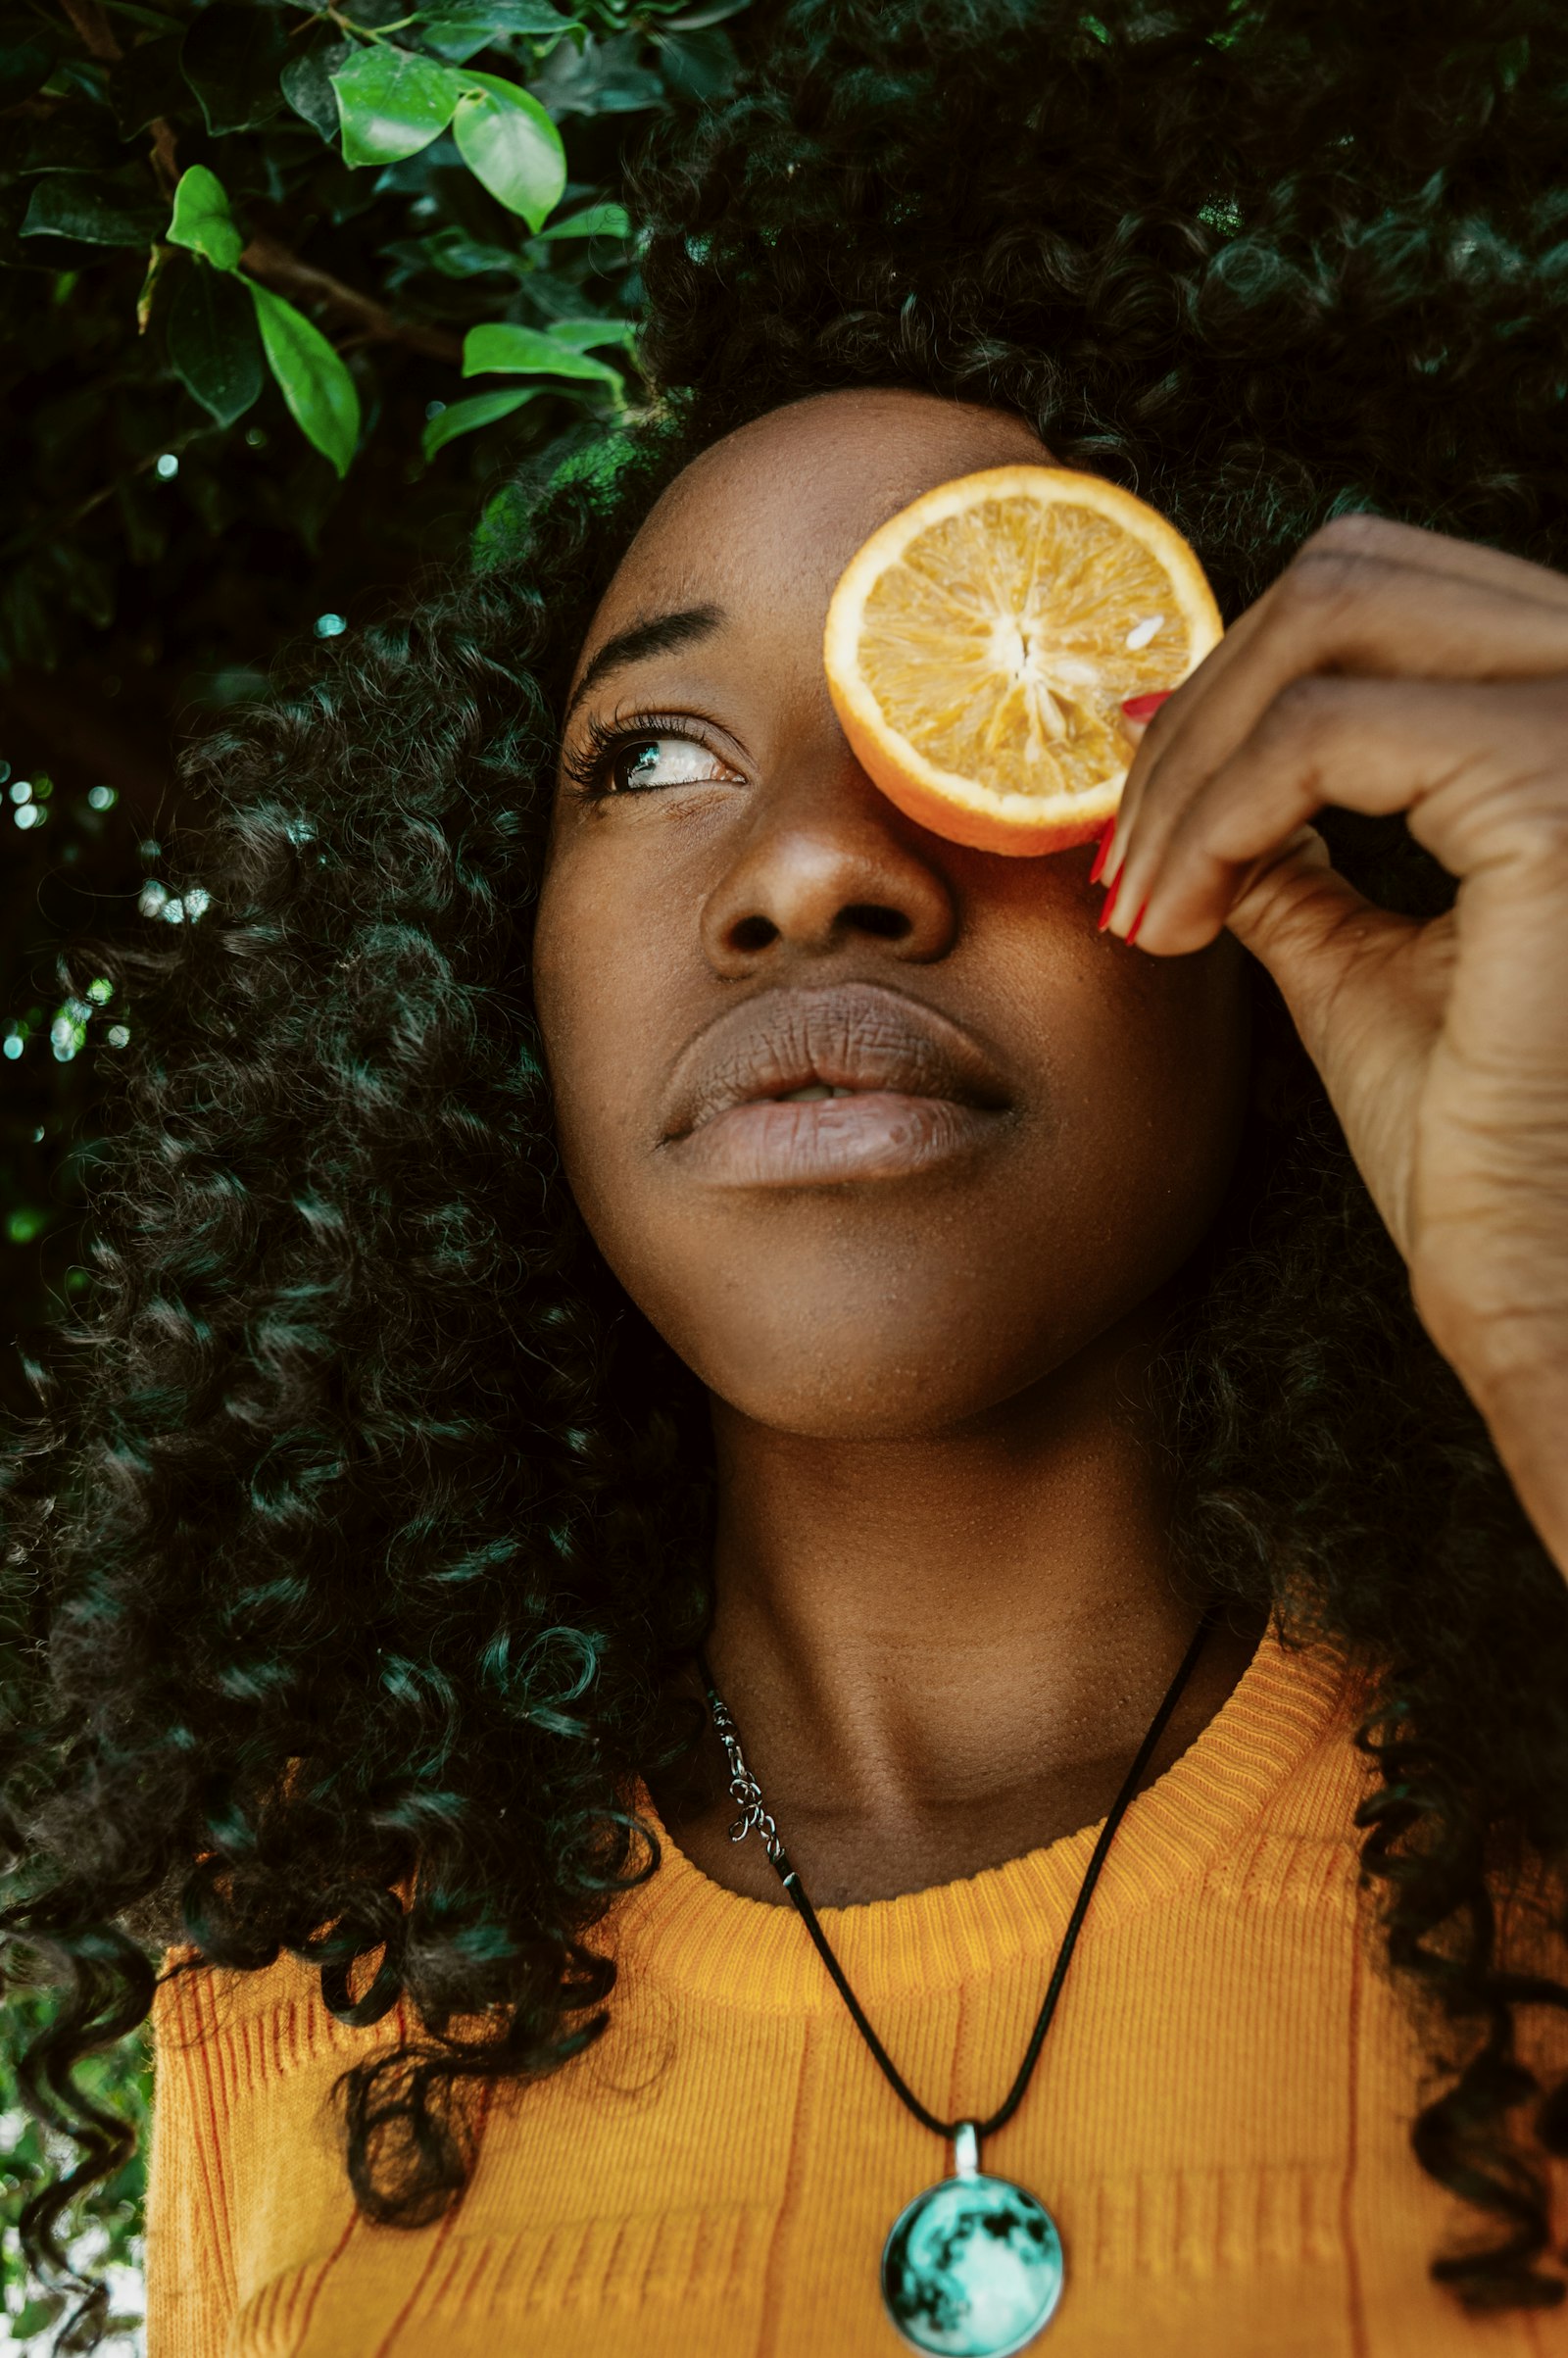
[1101,515,1568,1576]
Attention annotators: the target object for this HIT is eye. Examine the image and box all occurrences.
[610,733,738,794]
[563,712,746,803]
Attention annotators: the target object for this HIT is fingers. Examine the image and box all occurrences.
[1105,518,1568,909]
[1102,674,1568,955]
[1222,840,1435,1258]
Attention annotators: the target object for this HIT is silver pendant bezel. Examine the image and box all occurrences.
[879,2155,1065,2358]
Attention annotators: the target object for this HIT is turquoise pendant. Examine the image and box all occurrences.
[881,2124,1064,2357]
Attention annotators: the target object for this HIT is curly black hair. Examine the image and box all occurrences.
[8,0,1568,2337]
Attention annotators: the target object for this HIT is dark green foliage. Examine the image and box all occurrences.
[165,257,264,423]
[0,0,751,1361]
[0,1997,149,2351]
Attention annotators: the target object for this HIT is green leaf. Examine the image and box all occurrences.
[530,200,629,242]
[179,3,287,135]
[10,110,122,175]
[449,72,564,226]
[280,38,350,143]
[110,30,186,136]
[538,316,634,351]
[21,170,165,248]
[329,43,460,167]
[167,165,242,272]
[661,0,750,23]
[248,279,361,476]
[656,25,737,104]
[471,475,531,569]
[462,319,621,387]
[422,384,542,458]
[98,0,186,30]
[421,0,576,30]
[530,28,661,118]
[388,222,526,279]
[11,2292,66,2335]
[416,0,575,60]
[414,19,496,62]
[551,429,635,496]
[0,24,60,109]
[168,260,264,425]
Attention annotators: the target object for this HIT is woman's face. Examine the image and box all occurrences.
[534,389,1250,1440]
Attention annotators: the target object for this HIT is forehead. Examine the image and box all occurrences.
[573,389,1051,679]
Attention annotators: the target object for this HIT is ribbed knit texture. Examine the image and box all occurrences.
[145,1634,1568,2355]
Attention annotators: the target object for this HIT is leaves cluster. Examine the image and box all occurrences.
[1,0,746,672]
[0,0,750,1340]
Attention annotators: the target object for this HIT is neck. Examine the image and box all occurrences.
[660,1312,1262,1907]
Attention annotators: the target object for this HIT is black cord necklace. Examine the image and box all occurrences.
[698,1606,1218,2357]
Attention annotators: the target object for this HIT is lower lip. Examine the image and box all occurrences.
[671,1093,1000,1187]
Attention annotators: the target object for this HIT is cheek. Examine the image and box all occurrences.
[534,841,1250,1440]
[531,831,694,1239]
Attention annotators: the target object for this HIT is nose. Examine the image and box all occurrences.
[700,746,958,975]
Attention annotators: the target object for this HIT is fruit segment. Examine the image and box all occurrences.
[824,467,1223,856]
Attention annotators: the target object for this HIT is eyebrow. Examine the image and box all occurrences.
[563,604,725,725]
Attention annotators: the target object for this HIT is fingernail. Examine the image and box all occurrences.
[1096,874,1121,933]
[1121,690,1173,724]
[1088,818,1116,885]
[1125,897,1150,947]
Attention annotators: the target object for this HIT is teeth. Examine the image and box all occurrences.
[777,1084,855,1102]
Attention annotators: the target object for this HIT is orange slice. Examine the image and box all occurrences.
[823,466,1223,856]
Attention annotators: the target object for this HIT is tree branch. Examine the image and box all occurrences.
[239,234,463,367]
[149,118,178,198]
[57,0,121,63]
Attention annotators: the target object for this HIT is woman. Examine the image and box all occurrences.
[6,2,1568,2352]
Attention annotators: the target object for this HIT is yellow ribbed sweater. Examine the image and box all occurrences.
[146,1634,1568,2357]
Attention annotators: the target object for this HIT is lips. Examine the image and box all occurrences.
[662,983,1010,1187]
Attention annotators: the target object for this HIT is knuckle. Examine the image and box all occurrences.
[1262,672,1343,740]
[1278,545,1373,622]
[1505,802,1568,868]
[1302,512,1399,560]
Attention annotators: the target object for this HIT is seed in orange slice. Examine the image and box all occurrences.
[823,466,1223,856]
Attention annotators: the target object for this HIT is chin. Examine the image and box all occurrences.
[647,1275,1059,1443]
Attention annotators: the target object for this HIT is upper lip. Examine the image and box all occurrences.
[662,982,1011,1142]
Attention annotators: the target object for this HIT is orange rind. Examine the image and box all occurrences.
[823,467,1223,855]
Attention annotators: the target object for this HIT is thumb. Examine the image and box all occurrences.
[1225,827,1432,1259]
[1225,827,1410,1064]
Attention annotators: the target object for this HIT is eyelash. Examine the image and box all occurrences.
[561,710,736,802]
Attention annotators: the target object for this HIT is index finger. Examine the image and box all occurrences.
[1105,523,1568,897]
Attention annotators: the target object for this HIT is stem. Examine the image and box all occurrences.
[238,234,463,365]
[135,243,170,335]
[148,117,178,198]
[327,6,419,38]
[57,0,122,60]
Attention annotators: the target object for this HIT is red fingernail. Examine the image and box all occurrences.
[1096,874,1121,932]
[1088,818,1116,884]
[1125,897,1150,947]
[1121,690,1173,724]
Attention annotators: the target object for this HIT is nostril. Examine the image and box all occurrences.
[842,904,912,942]
[731,914,780,954]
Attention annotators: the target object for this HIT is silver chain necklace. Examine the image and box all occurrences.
[699,1608,1216,2357]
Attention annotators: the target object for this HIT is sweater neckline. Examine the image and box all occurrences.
[616,1625,1353,2011]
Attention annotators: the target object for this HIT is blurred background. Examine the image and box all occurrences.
[0,0,752,2336]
